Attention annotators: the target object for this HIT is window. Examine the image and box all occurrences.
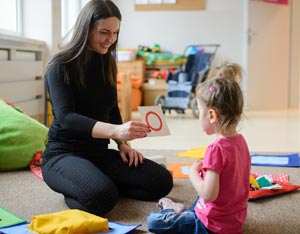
[0,0,21,35]
[61,0,90,37]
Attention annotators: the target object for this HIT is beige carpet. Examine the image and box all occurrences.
[1,149,300,234]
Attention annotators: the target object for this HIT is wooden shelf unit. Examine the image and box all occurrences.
[117,59,145,81]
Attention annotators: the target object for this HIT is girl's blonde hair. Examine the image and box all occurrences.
[196,61,244,130]
[207,61,243,82]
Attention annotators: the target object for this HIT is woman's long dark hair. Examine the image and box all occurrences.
[46,0,122,86]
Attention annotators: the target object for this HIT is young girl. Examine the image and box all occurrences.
[147,61,251,234]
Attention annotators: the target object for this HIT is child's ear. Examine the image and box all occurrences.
[208,108,218,123]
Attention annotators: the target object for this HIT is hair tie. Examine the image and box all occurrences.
[209,86,217,93]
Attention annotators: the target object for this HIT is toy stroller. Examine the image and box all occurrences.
[155,44,220,118]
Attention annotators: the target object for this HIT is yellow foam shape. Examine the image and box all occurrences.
[250,175,260,189]
[176,146,207,159]
[27,209,108,234]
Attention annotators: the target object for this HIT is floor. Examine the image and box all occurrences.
[120,108,300,153]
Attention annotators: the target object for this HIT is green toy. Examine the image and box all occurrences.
[136,49,185,66]
[0,99,48,171]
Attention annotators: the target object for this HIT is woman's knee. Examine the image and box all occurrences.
[151,167,173,198]
[161,169,173,195]
[79,182,119,215]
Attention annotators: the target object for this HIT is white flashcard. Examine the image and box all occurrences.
[138,106,171,137]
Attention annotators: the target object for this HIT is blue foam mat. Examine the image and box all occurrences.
[251,153,300,167]
[0,222,141,234]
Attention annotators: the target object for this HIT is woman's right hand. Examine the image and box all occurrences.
[116,121,151,140]
[92,120,150,140]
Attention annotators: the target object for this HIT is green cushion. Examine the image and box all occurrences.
[0,100,48,171]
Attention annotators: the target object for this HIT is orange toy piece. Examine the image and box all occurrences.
[117,74,142,111]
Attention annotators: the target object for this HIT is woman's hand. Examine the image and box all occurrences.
[118,143,144,167]
[92,120,150,140]
[117,121,151,140]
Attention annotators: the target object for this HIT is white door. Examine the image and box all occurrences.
[290,0,300,108]
[247,1,290,110]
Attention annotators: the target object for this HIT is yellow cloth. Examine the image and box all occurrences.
[27,209,109,234]
[176,146,207,159]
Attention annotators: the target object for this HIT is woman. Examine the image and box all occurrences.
[42,0,173,216]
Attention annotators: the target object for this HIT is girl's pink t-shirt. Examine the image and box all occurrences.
[194,134,251,234]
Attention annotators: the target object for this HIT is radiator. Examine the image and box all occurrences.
[0,34,46,121]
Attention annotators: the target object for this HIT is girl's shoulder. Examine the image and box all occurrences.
[215,134,246,144]
[208,134,248,153]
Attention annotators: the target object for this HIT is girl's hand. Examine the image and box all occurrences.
[117,121,151,140]
[190,160,203,175]
[189,160,220,202]
[118,143,144,167]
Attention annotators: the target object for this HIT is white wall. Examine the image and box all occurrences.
[20,0,247,68]
[114,0,247,68]
[22,0,61,57]
[18,0,299,108]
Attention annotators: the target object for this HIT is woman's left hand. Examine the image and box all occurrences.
[118,144,144,167]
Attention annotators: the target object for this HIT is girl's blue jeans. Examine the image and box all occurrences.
[147,197,210,234]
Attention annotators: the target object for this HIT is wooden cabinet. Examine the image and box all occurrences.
[117,60,176,107]
[117,59,145,81]
[142,80,168,106]
[117,60,144,120]
[118,73,132,122]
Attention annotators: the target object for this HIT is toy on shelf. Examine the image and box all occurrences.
[137,44,185,66]
[117,48,136,61]
[149,70,170,80]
